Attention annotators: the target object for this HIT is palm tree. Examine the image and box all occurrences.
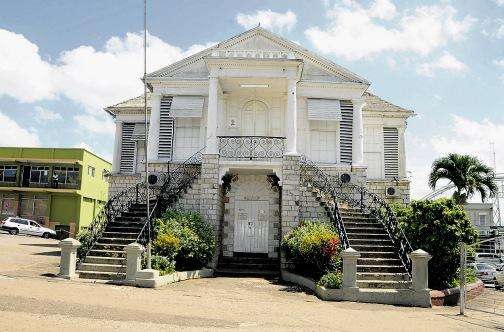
[428,153,498,204]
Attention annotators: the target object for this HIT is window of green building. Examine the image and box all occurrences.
[53,166,80,185]
[30,166,49,184]
[87,166,95,177]
[0,165,17,183]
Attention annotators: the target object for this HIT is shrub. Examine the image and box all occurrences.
[393,198,478,290]
[281,220,342,278]
[318,271,343,289]
[153,210,215,271]
[151,255,175,276]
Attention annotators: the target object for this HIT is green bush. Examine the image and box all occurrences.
[153,210,216,271]
[281,220,342,278]
[151,255,175,276]
[318,271,343,289]
[393,198,478,290]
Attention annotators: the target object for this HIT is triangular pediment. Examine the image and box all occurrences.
[146,27,369,85]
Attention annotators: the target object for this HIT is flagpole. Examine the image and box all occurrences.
[143,0,151,269]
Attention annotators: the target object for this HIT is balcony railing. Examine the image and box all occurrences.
[218,136,285,160]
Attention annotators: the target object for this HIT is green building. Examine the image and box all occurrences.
[0,147,111,237]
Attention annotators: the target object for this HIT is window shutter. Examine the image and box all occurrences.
[339,100,353,164]
[170,96,204,117]
[120,123,135,174]
[158,96,175,160]
[383,127,399,178]
[307,98,342,121]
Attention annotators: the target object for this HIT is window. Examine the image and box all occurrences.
[102,169,108,181]
[174,118,201,160]
[14,218,28,225]
[0,165,17,183]
[53,166,79,185]
[383,127,399,179]
[479,214,487,226]
[87,166,95,177]
[310,121,337,163]
[30,166,49,184]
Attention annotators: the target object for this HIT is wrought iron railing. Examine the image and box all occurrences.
[76,182,153,264]
[218,136,285,160]
[299,155,414,276]
[136,148,204,247]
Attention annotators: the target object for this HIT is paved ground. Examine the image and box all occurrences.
[1,233,504,331]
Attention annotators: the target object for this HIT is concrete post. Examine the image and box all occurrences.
[285,79,298,155]
[59,238,81,279]
[125,243,144,281]
[409,249,431,292]
[342,247,360,289]
[206,76,219,154]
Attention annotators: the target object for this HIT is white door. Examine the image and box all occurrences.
[234,200,269,253]
[242,100,268,136]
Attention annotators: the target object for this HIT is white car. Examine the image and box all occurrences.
[473,262,498,283]
[1,217,56,239]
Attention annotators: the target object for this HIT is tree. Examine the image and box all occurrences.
[428,153,497,204]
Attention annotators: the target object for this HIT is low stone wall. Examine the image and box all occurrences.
[366,179,410,205]
[430,280,485,306]
[135,268,214,288]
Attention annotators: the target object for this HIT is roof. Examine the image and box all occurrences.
[146,26,369,85]
[105,94,151,116]
[363,92,414,115]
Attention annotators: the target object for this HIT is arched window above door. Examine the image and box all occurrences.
[241,100,268,136]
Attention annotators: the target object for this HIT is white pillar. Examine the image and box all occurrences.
[206,76,219,155]
[352,99,365,166]
[409,249,431,292]
[285,79,298,155]
[59,238,81,279]
[341,247,360,289]
[112,121,122,173]
[147,93,162,161]
[125,242,144,281]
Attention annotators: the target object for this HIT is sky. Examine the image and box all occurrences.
[0,0,503,199]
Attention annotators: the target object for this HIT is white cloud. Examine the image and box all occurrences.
[236,9,297,33]
[408,115,504,199]
[34,106,62,123]
[305,1,475,60]
[0,112,40,146]
[74,114,114,134]
[493,0,504,6]
[417,52,468,77]
[0,28,214,117]
[494,59,504,68]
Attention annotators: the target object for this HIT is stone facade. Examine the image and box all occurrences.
[298,185,329,223]
[366,179,410,205]
[108,174,142,198]
[199,154,222,249]
[222,173,281,258]
[173,177,201,213]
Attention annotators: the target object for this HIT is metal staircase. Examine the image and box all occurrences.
[299,155,413,290]
[76,149,203,280]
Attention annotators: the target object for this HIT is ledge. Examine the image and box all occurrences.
[430,280,484,306]
[136,268,213,288]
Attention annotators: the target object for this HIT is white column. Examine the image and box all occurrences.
[352,99,365,166]
[398,126,406,178]
[147,93,162,161]
[410,249,431,292]
[112,120,123,173]
[285,79,298,155]
[341,247,360,289]
[206,76,219,155]
[125,242,144,282]
[59,238,80,279]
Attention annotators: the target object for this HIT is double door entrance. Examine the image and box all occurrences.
[234,200,269,253]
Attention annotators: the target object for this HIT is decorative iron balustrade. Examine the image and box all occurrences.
[136,148,204,247]
[218,136,285,160]
[299,155,414,276]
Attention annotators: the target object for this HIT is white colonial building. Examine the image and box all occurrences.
[105,27,414,264]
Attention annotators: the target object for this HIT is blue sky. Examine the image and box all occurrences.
[1,0,504,198]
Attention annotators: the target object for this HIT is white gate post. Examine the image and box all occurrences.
[125,242,144,281]
[59,238,81,279]
[341,247,360,301]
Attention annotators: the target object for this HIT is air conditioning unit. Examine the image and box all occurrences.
[147,172,163,187]
[340,173,351,184]
[385,186,398,197]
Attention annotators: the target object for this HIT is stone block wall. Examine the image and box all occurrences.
[366,179,410,205]
[281,155,301,268]
[222,174,281,258]
[173,177,201,213]
[298,185,330,223]
[108,174,142,198]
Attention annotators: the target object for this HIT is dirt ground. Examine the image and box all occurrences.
[1,232,503,331]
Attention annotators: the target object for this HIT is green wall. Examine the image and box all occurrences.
[50,195,79,225]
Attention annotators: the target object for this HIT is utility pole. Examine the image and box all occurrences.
[143,0,151,269]
[491,142,502,226]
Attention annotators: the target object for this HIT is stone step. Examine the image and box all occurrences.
[84,256,125,265]
[218,262,279,270]
[99,237,137,245]
[88,249,125,258]
[78,263,125,273]
[102,232,139,239]
[343,221,381,228]
[359,251,398,259]
[357,265,406,273]
[351,244,396,252]
[342,216,376,221]
[78,270,126,280]
[357,280,411,290]
[214,268,279,278]
[347,233,389,240]
[349,238,394,246]
[115,215,146,221]
[106,225,143,233]
[344,226,385,234]
[93,243,128,251]
[358,258,402,266]
[357,272,410,281]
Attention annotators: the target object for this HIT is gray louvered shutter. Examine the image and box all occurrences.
[158,96,175,160]
[120,123,135,173]
[383,127,399,178]
[339,100,353,164]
